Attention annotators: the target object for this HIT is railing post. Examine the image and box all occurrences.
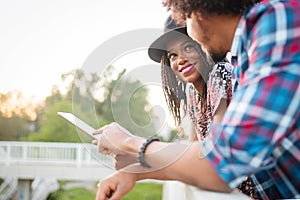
[22,143,27,161]
[76,145,82,167]
[6,143,11,166]
[86,147,91,165]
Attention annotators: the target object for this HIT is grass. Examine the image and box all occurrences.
[47,182,162,200]
[123,182,162,200]
[47,187,94,200]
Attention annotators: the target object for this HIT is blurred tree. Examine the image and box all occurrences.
[0,90,37,120]
[27,65,155,142]
[27,70,98,142]
[28,100,77,142]
[0,115,29,141]
[0,90,38,141]
[94,66,155,137]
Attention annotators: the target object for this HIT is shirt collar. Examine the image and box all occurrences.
[230,17,244,58]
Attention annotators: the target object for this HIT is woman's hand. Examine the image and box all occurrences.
[96,171,136,200]
[92,122,144,156]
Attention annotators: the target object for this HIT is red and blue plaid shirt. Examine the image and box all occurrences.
[202,0,300,199]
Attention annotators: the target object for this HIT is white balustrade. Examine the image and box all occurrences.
[0,141,113,167]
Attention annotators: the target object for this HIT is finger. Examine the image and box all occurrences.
[92,140,98,145]
[103,149,112,155]
[111,154,117,159]
[97,136,111,155]
[97,181,100,187]
[95,185,105,200]
[108,187,126,200]
[96,188,111,200]
[99,147,111,155]
[93,128,104,135]
[96,182,113,200]
[93,124,110,135]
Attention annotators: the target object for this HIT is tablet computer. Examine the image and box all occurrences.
[57,112,98,139]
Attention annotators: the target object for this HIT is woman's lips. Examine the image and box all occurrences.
[179,64,194,75]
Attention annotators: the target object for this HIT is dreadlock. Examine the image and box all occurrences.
[161,55,187,130]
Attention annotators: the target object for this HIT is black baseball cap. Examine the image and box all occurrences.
[148,16,188,63]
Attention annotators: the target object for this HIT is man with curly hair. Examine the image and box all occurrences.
[163,0,300,199]
[94,1,300,200]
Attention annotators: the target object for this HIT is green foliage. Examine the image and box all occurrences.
[47,182,162,200]
[47,187,95,200]
[27,100,82,142]
[123,182,162,200]
[0,115,29,141]
[95,67,155,137]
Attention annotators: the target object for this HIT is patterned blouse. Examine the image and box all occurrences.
[188,62,233,140]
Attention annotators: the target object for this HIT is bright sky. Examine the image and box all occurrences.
[0,0,169,102]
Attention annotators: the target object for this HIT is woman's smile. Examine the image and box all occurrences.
[179,63,195,76]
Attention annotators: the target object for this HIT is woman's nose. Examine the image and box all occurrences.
[177,54,187,65]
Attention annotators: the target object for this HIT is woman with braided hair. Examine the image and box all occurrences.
[148,15,232,142]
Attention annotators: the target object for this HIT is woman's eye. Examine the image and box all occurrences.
[184,44,195,52]
[168,53,177,60]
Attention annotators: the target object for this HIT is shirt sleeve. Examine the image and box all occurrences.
[202,1,300,188]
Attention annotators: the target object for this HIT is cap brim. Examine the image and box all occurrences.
[148,27,188,63]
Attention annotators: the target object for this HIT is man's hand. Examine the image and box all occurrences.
[96,171,136,200]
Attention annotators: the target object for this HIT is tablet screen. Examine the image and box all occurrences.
[57,112,97,139]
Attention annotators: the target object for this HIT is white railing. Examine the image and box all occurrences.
[0,141,113,167]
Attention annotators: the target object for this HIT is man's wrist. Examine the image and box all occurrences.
[138,137,160,168]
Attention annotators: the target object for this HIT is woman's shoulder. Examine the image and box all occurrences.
[209,62,233,84]
[213,62,233,74]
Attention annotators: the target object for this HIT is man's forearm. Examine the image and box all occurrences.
[123,140,231,192]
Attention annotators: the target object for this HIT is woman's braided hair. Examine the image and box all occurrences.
[161,55,186,129]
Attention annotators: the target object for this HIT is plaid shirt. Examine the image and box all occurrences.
[202,0,300,199]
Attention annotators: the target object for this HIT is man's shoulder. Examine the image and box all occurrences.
[245,0,300,19]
